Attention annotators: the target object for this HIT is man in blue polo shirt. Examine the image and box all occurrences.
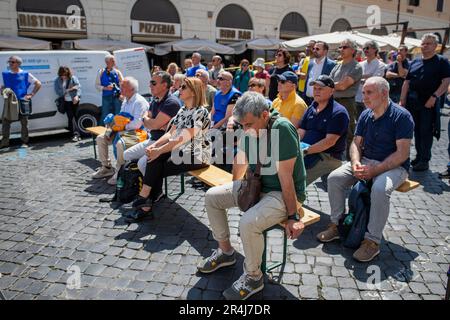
[298,75,349,186]
[317,77,414,263]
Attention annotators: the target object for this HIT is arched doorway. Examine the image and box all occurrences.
[330,18,351,32]
[216,4,254,67]
[131,0,182,69]
[280,12,308,40]
[16,0,87,48]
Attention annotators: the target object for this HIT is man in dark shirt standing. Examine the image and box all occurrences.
[385,45,409,103]
[400,33,450,171]
[268,48,294,101]
[317,77,414,263]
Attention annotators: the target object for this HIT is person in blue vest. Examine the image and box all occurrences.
[185,52,207,77]
[0,55,41,149]
[211,71,241,130]
[95,54,124,125]
[300,41,336,106]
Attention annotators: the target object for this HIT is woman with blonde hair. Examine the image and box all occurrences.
[166,62,180,77]
[126,77,211,222]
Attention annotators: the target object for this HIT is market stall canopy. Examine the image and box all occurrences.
[281,31,396,52]
[63,38,154,52]
[229,37,282,54]
[154,37,235,55]
[381,34,423,51]
[0,35,52,50]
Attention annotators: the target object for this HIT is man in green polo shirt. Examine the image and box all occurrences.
[198,91,307,300]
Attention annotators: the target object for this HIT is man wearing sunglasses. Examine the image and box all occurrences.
[329,39,363,159]
[355,41,386,118]
[272,71,307,128]
[302,41,337,106]
[1,55,41,149]
[211,71,241,130]
[123,71,181,178]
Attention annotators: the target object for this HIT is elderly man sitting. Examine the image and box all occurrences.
[92,77,149,184]
[198,92,307,300]
[317,77,414,262]
[195,68,216,112]
[298,75,349,186]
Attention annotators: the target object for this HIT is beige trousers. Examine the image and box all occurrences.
[205,181,290,277]
[96,134,125,171]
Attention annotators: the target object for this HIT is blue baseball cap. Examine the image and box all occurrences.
[275,71,298,84]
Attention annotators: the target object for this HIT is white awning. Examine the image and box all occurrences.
[64,38,154,52]
[229,37,282,54]
[154,37,235,55]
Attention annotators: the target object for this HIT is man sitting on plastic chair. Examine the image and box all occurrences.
[92,77,149,185]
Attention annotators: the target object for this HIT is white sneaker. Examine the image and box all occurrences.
[92,166,115,179]
[107,172,118,185]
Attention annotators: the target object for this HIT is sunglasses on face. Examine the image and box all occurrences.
[279,80,287,84]
[242,64,249,67]
[150,80,158,86]
[180,84,189,90]
[363,47,371,51]
[312,48,320,51]
[276,53,284,57]
[218,77,229,81]
[339,45,350,50]
[8,61,17,64]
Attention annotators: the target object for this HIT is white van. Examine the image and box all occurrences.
[0,48,151,136]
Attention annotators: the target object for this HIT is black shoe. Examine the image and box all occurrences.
[411,158,420,166]
[132,196,152,209]
[412,162,429,172]
[124,208,153,223]
[438,168,450,179]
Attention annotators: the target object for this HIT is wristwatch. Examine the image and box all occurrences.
[288,212,300,222]
[303,148,309,156]
[432,93,438,99]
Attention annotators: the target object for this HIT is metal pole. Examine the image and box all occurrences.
[395,0,401,32]
[400,22,409,45]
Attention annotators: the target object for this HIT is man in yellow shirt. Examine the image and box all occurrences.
[272,71,308,128]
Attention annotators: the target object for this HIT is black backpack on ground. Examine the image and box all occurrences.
[337,180,372,249]
[99,161,143,205]
[114,161,143,204]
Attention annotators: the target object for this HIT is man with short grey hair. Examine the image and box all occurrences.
[93,76,149,184]
[96,54,124,125]
[329,39,363,159]
[317,77,414,262]
[195,68,216,111]
[198,91,307,300]
[186,52,207,77]
[355,40,386,117]
[400,32,450,171]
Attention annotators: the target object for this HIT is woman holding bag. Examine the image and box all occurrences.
[54,66,82,141]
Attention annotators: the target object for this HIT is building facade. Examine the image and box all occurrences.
[0,0,449,50]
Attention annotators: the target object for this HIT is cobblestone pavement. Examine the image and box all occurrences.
[0,116,449,301]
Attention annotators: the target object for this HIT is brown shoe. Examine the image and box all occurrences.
[316,223,340,243]
[353,239,380,262]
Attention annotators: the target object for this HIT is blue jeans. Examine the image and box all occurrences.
[100,95,122,125]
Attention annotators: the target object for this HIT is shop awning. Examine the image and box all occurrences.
[281,31,396,52]
[154,37,235,55]
[229,37,282,54]
[0,35,52,50]
[63,38,154,52]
